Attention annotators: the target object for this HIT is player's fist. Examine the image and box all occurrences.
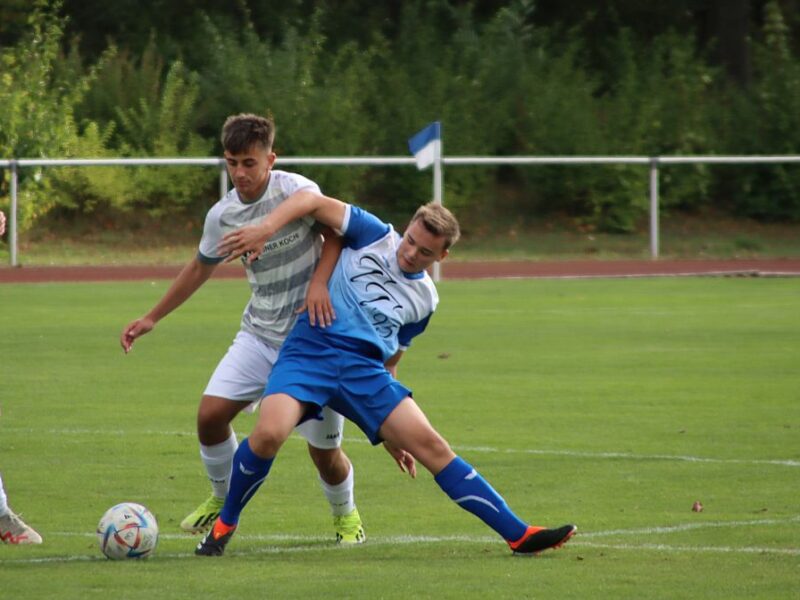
[120,317,155,353]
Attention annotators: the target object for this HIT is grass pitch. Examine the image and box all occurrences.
[0,277,798,599]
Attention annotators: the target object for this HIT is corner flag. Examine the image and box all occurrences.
[408,122,441,170]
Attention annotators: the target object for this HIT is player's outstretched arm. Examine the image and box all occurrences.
[219,190,348,263]
[120,257,217,353]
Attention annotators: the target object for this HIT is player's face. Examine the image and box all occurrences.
[224,144,276,202]
[397,218,449,274]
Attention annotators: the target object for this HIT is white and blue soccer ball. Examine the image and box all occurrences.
[96,502,159,560]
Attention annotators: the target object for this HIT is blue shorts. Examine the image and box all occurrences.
[265,321,412,445]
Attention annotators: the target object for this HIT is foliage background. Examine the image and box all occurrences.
[1,0,800,233]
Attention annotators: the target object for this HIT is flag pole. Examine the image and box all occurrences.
[407,121,444,282]
[432,124,443,282]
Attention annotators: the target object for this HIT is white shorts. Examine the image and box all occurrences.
[204,330,344,449]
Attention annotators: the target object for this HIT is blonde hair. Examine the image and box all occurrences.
[411,202,461,249]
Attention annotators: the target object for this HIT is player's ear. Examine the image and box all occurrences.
[439,248,449,262]
[267,152,277,167]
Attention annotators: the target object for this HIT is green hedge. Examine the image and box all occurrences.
[3,0,799,233]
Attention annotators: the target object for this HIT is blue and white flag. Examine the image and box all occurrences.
[408,121,441,170]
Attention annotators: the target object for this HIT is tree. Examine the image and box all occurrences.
[0,1,107,229]
[707,0,752,86]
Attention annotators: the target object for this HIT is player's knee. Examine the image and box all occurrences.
[429,433,452,457]
[198,396,233,423]
[196,404,219,430]
[415,431,454,466]
[197,411,230,445]
[249,424,288,457]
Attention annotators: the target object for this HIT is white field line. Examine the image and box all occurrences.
[452,444,800,468]
[467,270,800,281]
[579,515,800,538]
[573,542,800,556]
[2,517,799,564]
[5,427,799,468]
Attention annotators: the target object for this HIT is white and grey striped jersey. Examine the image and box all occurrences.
[198,169,322,347]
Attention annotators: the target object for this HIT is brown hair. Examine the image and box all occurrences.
[221,114,275,154]
[411,202,461,250]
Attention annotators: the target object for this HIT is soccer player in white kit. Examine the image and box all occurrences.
[120,114,364,543]
[0,217,41,544]
[0,473,42,544]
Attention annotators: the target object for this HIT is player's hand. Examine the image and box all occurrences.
[383,441,417,479]
[218,224,270,264]
[296,280,336,327]
[120,317,155,353]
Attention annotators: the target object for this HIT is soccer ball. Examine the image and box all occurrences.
[96,502,159,560]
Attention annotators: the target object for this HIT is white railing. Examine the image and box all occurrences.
[0,158,227,268]
[3,155,800,269]
[443,155,800,259]
[0,156,419,269]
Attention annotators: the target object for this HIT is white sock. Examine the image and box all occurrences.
[319,463,355,516]
[0,474,8,516]
[199,431,239,499]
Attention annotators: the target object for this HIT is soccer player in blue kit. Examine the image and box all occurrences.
[195,191,577,556]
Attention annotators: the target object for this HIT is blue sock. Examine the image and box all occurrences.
[220,437,274,526]
[434,456,528,542]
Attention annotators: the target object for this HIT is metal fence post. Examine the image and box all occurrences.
[649,157,660,259]
[219,161,228,198]
[9,159,18,267]
[431,148,444,282]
